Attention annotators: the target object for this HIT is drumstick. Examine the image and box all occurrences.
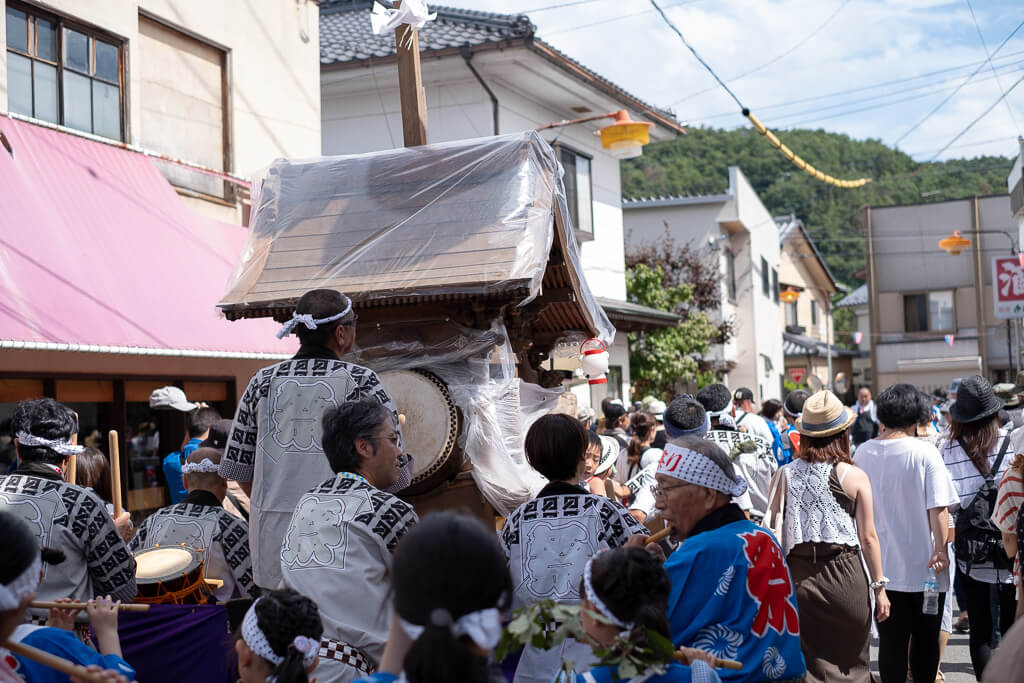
[108,430,122,518]
[672,648,743,670]
[645,527,673,545]
[3,639,110,682]
[29,601,150,612]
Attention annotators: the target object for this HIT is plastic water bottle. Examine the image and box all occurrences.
[923,568,939,615]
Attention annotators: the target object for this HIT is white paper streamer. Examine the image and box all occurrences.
[370,0,436,36]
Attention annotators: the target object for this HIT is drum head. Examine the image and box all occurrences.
[378,369,459,486]
[135,547,200,582]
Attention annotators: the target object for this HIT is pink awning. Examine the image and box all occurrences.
[0,117,296,358]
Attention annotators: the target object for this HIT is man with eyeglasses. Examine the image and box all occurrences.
[629,437,806,681]
[220,288,409,591]
[280,398,417,681]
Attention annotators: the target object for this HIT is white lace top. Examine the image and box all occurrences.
[781,460,859,557]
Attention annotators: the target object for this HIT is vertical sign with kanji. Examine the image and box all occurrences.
[992,256,1024,319]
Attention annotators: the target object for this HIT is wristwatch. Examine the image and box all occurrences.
[870,577,890,590]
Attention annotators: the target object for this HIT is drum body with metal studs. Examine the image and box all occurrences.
[133,545,210,605]
[378,369,462,497]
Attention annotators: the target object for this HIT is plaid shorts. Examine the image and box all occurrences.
[318,637,375,674]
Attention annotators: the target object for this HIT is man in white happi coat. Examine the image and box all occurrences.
[280,398,417,683]
[131,447,258,602]
[219,289,411,591]
[0,399,136,606]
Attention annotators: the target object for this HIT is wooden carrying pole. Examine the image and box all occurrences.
[108,430,123,517]
[30,601,150,612]
[3,639,109,682]
[67,411,79,484]
[394,1,427,146]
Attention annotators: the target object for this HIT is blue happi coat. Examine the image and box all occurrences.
[665,512,805,682]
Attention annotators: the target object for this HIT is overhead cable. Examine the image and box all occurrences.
[928,73,1024,161]
[965,0,1020,132]
[646,0,871,188]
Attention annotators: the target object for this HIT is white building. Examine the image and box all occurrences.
[622,167,784,402]
[316,0,685,407]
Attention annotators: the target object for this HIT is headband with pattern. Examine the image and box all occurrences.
[657,442,747,497]
[0,553,41,611]
[16,431,84,457]
[181,458,220,475]
[275,297,353,339]
[583,554,634,635]
[241,598,318,669]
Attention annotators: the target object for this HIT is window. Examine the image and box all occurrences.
[904,290,954,332]
[786,302,798,327]
[761,257,770,296]
[5,4,123,140]
[556,145,594,236]
[726,251,737,300]
[772,268,779,304]
[811,300,819,326]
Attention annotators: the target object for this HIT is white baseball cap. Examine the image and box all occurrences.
[149,386,198,412]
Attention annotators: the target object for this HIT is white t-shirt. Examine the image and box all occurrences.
[940,429,1014,584]
[735,410,775,444]
[855,437,959,593]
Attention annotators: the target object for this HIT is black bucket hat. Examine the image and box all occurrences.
[949,375,1003,424]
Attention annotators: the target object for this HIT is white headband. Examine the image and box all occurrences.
[657,443,748,497]
[583,554,633,635]
[275,298,353,339]
[16,431,84,456]
[709,410,736,430]
[398,607,503,650]
[0,553,41,611]
[241,598,318,669]
[181,458,220,475]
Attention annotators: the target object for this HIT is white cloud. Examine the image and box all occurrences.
[470,0,1024,160]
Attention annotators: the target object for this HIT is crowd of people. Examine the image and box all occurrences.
[4,288,1024,682]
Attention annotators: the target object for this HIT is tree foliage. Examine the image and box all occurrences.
[622,126,1013,285]
[625,262,720,399]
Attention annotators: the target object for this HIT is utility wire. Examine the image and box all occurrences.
[670,0,854,107]
[646,0,870,188]
[965,0,1020,132]
[892,19,1024,145]
[542,0,699,37]
[519,0,606,14]
[928,73,1024,161]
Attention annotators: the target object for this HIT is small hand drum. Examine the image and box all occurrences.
[378,369,462,496]
[133,546,210,605]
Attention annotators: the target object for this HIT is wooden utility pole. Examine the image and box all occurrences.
[394,1,427,146]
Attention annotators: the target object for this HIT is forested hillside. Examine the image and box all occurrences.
[621,127,1013,284]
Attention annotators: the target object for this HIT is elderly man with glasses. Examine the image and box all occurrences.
[629,437,806,682]
[220,288,410,592]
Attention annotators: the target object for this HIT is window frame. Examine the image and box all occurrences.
[761,257,770,297]
[786,301,799,327]
[5,1,127,141]
[811,300,819,327]
[771,268,779,304]
[902,289,955,334]
[553,142,595,241]
[726,250,737,302]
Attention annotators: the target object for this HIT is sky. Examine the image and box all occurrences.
[469,0,1024,162]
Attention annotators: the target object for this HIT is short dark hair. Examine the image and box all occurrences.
[696,383,731,413]
[188,406,222,438]
[877,383,924,430]
[602,401,626,424]
[292,289,355,346]
[583,547,672,669]
[251,589,324,683]
[664,397,705,432]
[917,392,935,426]
[321,399,392,473]
[525,413,588,481]
[586,431,602,450]
[784,390,809,418]
[760,398,783,421]
[12,398,77,465]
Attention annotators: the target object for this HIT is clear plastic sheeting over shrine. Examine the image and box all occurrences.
[218,131,613,361]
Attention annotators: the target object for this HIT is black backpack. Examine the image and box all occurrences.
[954,435,1012,573]
[850,412,878,445]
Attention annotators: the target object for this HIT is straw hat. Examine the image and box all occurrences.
[795,390,856,437]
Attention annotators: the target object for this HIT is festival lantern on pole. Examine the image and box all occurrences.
[579,339,610,385]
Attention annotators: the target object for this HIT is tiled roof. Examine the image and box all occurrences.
[320,2,533,63]
[783,331,857,359]
[621,193,733,208]
[835,283,868,308]
[319,1,683,133]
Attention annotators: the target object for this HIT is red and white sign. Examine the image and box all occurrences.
[993,256,1024,320]
[787,367,807,385]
